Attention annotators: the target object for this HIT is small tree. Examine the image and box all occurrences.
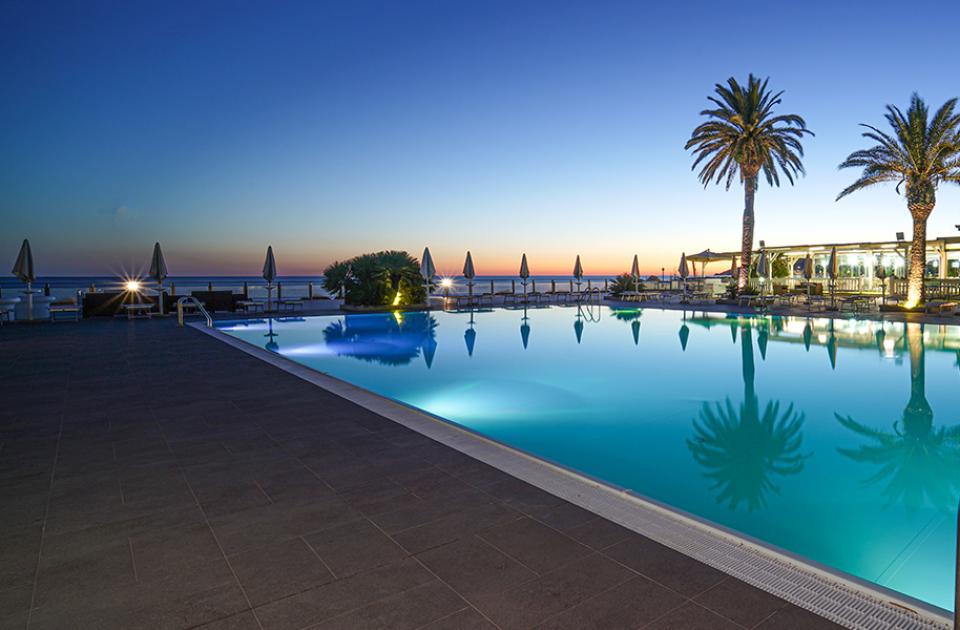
[323,251,427,307]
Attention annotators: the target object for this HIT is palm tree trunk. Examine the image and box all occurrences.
[905,204,933,307]
[739,176,757,293]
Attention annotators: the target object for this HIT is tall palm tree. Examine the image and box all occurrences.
[836,94,960,307]
[835,323,960,511]
[687,320,807,511]
[686,75,813,292]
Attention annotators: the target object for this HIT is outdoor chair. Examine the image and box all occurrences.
[924,300,957,315]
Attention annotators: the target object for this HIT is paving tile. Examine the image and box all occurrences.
[484,477,564,514]
[33,539,134,610]
[392,500,523,554]
[417,537,537,600]
[310,580,466,630]
[566,517,633,550]
[229,537,335,606]
[478,517,592,574]
[254,558,434,630]
[755,604,845,629]
[0,583,32,629]
[304,519,407,578]
[192,610,262,629]
[533,575,686,629]
[417,607,498,629]
[131,522,231,585]
[694,577,789,626]
[210,495,359,555]
[472,553,634,630]
[644,601,743,629]
[531,501,599,531]
[0,526,42,590]
[603,534,726,597]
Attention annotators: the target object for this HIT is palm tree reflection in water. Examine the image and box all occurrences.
[836,323,960,511]
[322,312,438,367]
[687,320,807,512]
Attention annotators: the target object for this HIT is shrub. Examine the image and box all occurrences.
[322,250,428,307]
[607,273,644,297]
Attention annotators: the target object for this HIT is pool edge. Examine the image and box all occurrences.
[192,320,953,630]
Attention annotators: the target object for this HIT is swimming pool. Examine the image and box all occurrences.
[216,306,960,612]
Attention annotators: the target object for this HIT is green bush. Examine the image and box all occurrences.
[607,273,644,297]
[323,250,428,307]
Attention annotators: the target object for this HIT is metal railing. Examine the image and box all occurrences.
[177,296,212,328]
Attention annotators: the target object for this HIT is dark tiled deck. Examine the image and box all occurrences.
[0,319,844,629]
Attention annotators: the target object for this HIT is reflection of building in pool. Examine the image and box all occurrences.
[687,313,960,359]
[322,312,438,367]
[709,234,960,292]
[687,320,807,512]
[834,323,960,511]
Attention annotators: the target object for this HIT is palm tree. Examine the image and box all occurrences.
[835,323,960,511]
[686,75,813,292]
[687,320,807,511]
[836,95,960,307]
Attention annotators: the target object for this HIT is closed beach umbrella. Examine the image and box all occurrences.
[421,247,436,297]
[678,252,689,294]
[574,317,584,344]
[758,327,769,360]
[463,251,476,296]
[631,255,640,293]
[678,322,690,351]
[11,239,35,289]
[262,245,277,310]
[573,255,584,292]
[262,246,277,284]
[464,314,477,357]
[520,318,530,349]
[519,254,530,293]
[756,250,769,297]
[631,319,640,345]
[422,335,437,369]
[803,254,813,280]
[876,263,888,301]
[826,246,838,308]
[421,247,436,282]
[149,242,168,314]
[802,321,813,352]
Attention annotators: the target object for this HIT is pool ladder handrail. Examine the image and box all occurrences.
[176,296,212,328]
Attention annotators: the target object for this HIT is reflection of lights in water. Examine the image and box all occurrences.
[818,334,828,343]
[883,338,896,357]
[785,320,808,334]
[281,344,334,357]
[393,310,404,325]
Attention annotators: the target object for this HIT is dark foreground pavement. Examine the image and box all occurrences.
[0,318,842,630]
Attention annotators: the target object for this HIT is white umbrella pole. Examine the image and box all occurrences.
[158,280,164,315]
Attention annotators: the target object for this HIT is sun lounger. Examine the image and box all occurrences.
[924,300,957,315]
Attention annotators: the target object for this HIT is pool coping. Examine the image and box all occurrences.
[192,319,953,630]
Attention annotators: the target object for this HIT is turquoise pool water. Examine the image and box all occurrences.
[217,306,960,611]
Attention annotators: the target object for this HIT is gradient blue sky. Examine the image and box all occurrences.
[2,0,959,276]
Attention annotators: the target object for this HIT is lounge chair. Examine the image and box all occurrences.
[925,300,957,315]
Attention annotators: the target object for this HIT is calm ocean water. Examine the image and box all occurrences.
[0,274,635,300]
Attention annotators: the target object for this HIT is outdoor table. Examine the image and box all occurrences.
[122,303,153,320]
